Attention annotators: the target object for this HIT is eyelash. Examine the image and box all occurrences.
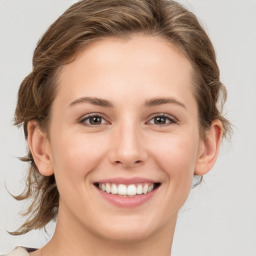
[147,113,178,126]
[79,113,178,127]
[79,113,109,126]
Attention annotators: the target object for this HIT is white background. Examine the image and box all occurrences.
[0,0,255,255]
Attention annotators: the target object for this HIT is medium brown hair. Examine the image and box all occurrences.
[12,0,231,235]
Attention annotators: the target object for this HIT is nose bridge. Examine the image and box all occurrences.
[109,116,147,167]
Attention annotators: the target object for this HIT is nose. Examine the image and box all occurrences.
[108,122,148,168]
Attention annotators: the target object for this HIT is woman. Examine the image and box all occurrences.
[5,0,231,255]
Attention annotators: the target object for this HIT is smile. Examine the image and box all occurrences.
[95,183,160,197]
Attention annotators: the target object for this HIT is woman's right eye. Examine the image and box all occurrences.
[80,114,108,126]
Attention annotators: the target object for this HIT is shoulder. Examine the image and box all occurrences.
[1,247,36,256]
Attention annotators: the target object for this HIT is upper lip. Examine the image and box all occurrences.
[94,177,160,185]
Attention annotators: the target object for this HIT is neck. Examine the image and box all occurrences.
[37,203,177,256]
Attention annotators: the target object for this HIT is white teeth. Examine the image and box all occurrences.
[143,184,149,194]
[106,183,111,193]
[98,183,157,196]
[148,184,154,193]
[136,184,143,195]
[118,184,127,196]
[111,184,118,194]
[127,184,136,196]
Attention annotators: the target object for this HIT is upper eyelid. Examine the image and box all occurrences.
[78,112,178,124]
[147,113,178,122]
[79,112,109,123]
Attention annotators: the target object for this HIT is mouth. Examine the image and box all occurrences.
[93,182,161,197]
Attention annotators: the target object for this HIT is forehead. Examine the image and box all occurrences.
[56,35,196,107]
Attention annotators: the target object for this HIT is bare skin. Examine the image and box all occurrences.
[29,35,222,256]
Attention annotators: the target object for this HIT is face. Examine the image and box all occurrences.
[45,35,205,241]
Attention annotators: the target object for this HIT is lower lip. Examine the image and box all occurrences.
[96,187,158,208]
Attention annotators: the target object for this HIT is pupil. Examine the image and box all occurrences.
[155,116,166,124]
[90,116,101,125]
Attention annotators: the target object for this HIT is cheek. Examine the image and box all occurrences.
[152,134,199,194]
[150,135,199,221]
[50,133,106,185]
[154,133,198,171]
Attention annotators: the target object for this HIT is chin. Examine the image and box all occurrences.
[94,216,159,242]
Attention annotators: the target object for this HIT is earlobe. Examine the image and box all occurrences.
[194,120,223,176]
[27,121,54,176]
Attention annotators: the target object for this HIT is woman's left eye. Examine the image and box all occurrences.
[148,114,176,125]
[80,115,108,126]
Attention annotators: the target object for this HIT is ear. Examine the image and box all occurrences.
[27,121,54,176]
[194,120,223,175]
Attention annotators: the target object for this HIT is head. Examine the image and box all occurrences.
[13,0,230,238]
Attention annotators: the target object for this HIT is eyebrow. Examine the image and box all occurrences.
[69,96,186,109]
[69,97,113,108]
[145,97,187,109]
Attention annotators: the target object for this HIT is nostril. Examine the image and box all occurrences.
[113,159,143,167]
